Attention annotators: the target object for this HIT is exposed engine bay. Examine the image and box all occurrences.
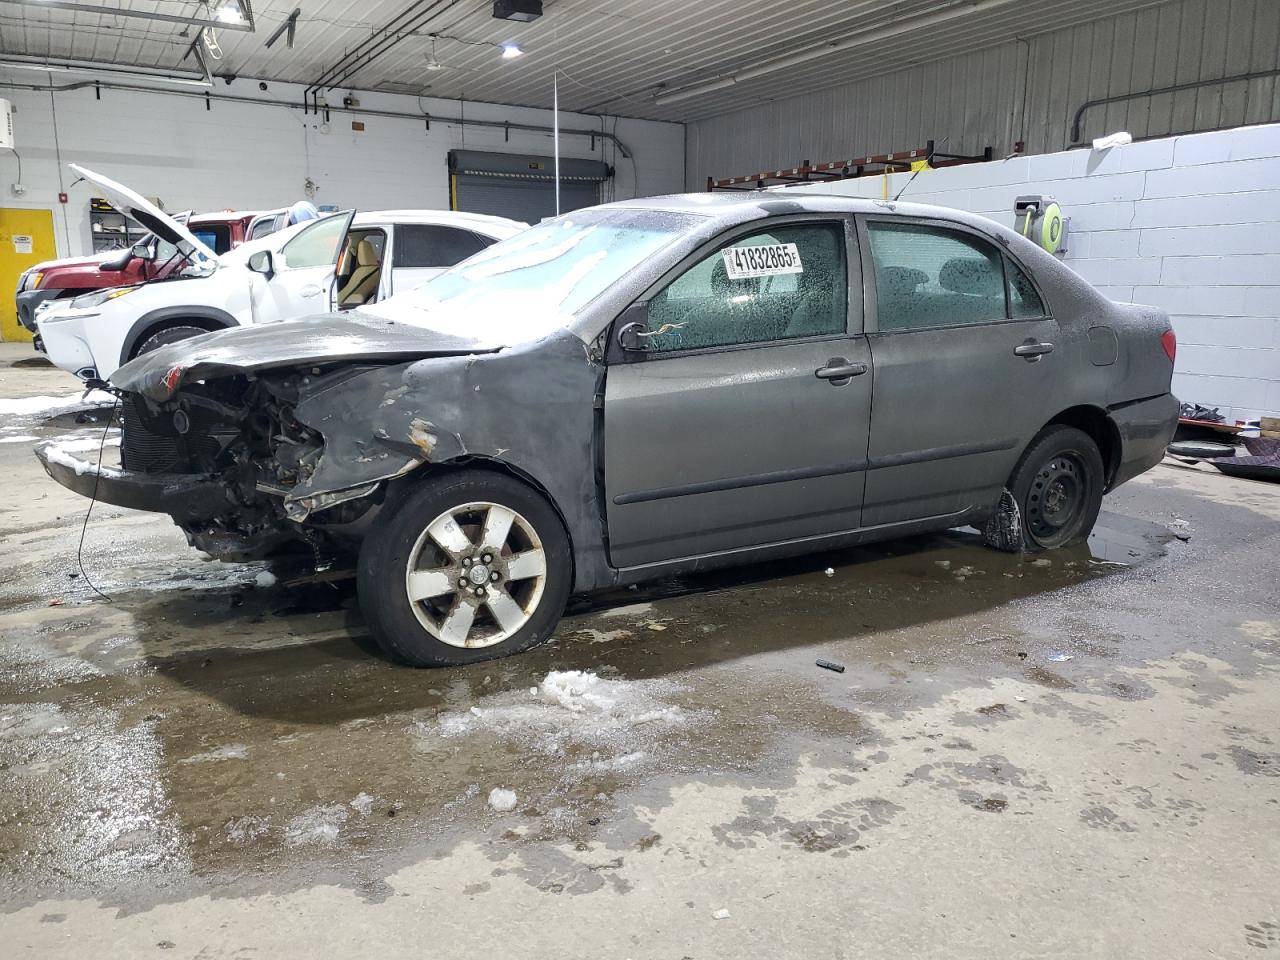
[120,365,388,562]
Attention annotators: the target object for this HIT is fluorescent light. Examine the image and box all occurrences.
[499,42,523,60]
[216,4,244,24]
[653,0,1020,105]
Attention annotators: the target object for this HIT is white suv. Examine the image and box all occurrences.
[37,165,528,381]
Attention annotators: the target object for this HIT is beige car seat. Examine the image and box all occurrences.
[337,239,382,306]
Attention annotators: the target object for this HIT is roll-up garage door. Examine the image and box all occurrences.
[449,150,611,223]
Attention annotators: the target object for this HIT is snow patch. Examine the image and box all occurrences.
[225,815,270,843]
[178,743,249,764]
[423,670,693,768]
[488,788,518,812]
[255,570,278,589]
[284,805,348,846]
[0,434,39,444]
[0,391,115,419]
[349,792,375,816]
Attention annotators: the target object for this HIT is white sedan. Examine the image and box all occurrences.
[37,165,528,381]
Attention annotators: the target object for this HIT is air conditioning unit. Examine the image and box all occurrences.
[493,0,542,22]
[0,100,14,151]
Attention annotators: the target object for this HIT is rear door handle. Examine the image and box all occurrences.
[815,358,869,385]
[1014,340,1054,360]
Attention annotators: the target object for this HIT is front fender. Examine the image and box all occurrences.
[118,304,240,367]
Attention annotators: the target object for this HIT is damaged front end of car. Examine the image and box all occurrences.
[38,361,478,564]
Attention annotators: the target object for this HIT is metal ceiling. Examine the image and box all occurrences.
[0,0,1177,121]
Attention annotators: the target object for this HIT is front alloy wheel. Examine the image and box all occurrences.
[358,472,572,666]
[405,502,548,649]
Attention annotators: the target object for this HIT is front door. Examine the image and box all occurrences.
[859,217,1062,527]
[250,211,353,323]
[604,219,873,570]
[1,208,56,343]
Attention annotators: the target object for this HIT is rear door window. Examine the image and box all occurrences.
[866,221,1010,331]
[393,225,493,268]
[643,222,848,353]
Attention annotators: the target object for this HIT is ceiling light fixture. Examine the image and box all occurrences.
[424,37,445,71]
[652,0,1020,106]
[215,2,245,25]
[499,41,523,60]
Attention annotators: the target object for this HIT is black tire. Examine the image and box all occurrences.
[985,425,1105,553]
[357,471,572,667]
[132,324,209,359]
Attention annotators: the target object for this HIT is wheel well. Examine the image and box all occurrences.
[1045,405,1122,486]
[389,456,577,581]
[128,317,225,360]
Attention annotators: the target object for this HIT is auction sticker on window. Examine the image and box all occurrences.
[722,242,803,279]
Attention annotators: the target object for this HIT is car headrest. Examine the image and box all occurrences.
[879,265,928,295]
[356,239,380,267]
[938,257,1001,296]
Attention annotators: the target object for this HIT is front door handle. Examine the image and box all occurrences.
[815,358,869,385]
[1014,340,1054,361]
[300,283,324,298]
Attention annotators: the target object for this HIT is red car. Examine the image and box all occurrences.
[16,208,287,342]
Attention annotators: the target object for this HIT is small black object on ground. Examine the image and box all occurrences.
[816,659,846,673]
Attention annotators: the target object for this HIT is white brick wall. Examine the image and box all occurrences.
[0,78,684,263]
[792,123,1280,421]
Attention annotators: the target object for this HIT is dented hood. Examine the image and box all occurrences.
[111,312,501,401]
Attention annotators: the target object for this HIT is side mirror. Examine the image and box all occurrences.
[247,250,275,280]
[614,301,651,357]
[617,320,647,352]
[131,240,155,262]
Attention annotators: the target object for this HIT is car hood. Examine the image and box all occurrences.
[70,163,218,267]
[110,312,503,401]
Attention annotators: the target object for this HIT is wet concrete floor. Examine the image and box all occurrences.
[1,346,1277,957]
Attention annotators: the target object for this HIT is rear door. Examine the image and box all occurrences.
[387,223,497,294]
[603,218,873,569]
[250,211,354,323]
[858,216,1062,527]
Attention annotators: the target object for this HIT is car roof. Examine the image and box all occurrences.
[355,209,528,233]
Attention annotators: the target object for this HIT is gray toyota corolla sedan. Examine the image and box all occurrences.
[37,192,1179,666]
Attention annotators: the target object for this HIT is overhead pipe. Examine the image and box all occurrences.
[652,0,1021,106]
[0,76,634,158]
[304,0,459,106]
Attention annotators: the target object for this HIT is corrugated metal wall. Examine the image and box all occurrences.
[687,0,1280,187]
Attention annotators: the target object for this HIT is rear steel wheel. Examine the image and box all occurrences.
[985,425,1105,553]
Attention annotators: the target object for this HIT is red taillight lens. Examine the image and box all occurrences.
[1161,329,1177,363]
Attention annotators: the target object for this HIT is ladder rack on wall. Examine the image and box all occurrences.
[707,140,993,191]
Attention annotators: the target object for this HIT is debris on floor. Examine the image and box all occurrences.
[816,659,846,673]
[488,788,518,812]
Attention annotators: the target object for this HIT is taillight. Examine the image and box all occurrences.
[1161,329,1176,363]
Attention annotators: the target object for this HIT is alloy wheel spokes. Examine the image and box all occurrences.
[407,567,456,601]
[485,588,526,634]
[504,548,546,581]
[438,601,478,646]
[427,511,474,556]
[405,500,549,649]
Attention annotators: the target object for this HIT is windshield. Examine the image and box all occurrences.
[361,209,703,342]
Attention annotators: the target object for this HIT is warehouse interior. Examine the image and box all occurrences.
[1,0,1279,955]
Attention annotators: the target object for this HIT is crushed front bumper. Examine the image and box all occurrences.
[34,440,232,522]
